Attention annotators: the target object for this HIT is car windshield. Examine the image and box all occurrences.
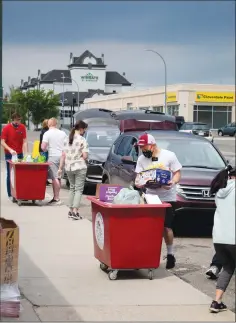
[152,136,225,169]
[192,124,209,130]
[86,129,119,147]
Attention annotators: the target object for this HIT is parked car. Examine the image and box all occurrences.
[179,122,210,137]
[102,131,227,235]
[218,122,236,136]
[62,125,120,188]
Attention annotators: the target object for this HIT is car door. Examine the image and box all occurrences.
[106,136,123,182]
[118,136,139,187]
[111,135,136,186]
[224,123,231,135]
[229,122,236,136]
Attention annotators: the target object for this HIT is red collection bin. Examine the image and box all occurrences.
[8,161,50,206]
[87,196,171,280]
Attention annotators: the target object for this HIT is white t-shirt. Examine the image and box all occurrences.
[42,128,67,158]
[135,149,182,202]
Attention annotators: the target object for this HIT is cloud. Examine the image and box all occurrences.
[3,40,235,92]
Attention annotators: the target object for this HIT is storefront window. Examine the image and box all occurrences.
[167,105,179,116]
[152,106,163,113]
[193,105,232,128]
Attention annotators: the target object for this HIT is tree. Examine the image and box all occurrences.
[5,86,28,124]
[26,89,59,129]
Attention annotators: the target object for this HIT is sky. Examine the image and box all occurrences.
[3,0,235,92]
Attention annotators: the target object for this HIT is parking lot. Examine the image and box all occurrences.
[1,130,235,312]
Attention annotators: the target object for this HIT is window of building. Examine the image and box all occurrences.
[126,103,133,110]
[153,106,163,113]
[167,105,179,116]
[193,105,232,128]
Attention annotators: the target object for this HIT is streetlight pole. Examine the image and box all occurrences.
[145,49,167,114]
[61,73,65,127]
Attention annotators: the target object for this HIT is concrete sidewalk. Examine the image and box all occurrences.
[0,175,235,321]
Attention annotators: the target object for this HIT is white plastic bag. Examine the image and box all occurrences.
[0,282,22,318]
[112,186,141,205]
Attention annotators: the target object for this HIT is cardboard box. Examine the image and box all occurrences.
[96,184,123,203]
[0,218,19,285]
[137,168,171,187]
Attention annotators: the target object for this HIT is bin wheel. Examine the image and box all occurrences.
[108,271,118,280]
[32,200,36,205]
[17,200,22,206]
[100,263,109,272]
[12,197,17,203]
[148,270,153,280]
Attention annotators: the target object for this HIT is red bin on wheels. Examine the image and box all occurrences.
[87,196,171,280]
[8,161,50,206]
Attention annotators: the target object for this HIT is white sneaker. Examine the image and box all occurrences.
[206,266,220,280]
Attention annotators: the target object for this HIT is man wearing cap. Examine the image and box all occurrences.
[135,133,182,269]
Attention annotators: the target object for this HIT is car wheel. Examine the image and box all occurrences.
[218,131,223,136]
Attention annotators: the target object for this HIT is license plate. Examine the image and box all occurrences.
[199,131,204,135]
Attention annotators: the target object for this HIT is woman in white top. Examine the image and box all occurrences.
[58,120,89,220]
[209,165,235,313]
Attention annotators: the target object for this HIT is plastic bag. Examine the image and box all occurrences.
[112,186,141,205]
[0,282,22,318]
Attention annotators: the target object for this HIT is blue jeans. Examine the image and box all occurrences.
[5,153,23,197]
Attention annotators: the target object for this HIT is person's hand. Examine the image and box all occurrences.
[58,168,62,177]
[10,149,17,155]
[162,180,174,190]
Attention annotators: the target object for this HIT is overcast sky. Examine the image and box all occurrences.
[3,0,235,91]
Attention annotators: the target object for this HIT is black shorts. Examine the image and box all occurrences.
[164,202,175,229]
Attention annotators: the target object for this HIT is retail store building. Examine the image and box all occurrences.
[83,83,235,128]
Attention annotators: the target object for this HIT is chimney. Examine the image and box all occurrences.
[70,52,73,64]
[28,76,31,84]
[21,79,24,87]
[123,72,126,76]
[101,53,104,63]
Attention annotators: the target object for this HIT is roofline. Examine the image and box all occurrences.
[68,64,107,68]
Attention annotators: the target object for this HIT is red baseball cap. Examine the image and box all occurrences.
[137,133,156,146]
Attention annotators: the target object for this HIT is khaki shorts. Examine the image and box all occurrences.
[48,157,60,180]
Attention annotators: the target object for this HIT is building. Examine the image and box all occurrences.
[19,50,132,127]
[83,83,235,129]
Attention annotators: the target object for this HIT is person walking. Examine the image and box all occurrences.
[58,120,88,220]
[206,253,222,280]
[135,133,182,269]
[39,119,49,160]
[41,118,67,205]
[209,165,235,313]
[1,112,28,199]
[39,119,50,186]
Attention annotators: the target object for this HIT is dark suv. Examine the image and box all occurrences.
[102,131,227,234]
[218,122,236,137]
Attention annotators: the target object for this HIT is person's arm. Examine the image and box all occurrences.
[1,139,16,155]
[1,127,16,155]
[58,152,66,177]
[134,158,145,188]
[164,152,182,190]
[22,126,28,155]
[82,139,89,160]
[41,131,48,152]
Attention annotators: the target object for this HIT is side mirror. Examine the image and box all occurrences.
[121,156,137,165]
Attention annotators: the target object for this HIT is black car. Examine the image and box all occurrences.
[63,125,120,188]
[102,131,227,235]
[218,122,236,136]
[179,122,210,137]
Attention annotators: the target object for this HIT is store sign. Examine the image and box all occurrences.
[167,92,177,102]
[81,73,98,82]
[195,92,235,103]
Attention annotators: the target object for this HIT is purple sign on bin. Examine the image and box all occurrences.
[99,185,122,203]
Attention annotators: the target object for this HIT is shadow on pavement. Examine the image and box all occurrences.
[18,248,82,321]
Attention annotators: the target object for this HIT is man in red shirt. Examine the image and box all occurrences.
[1,112,28,198]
